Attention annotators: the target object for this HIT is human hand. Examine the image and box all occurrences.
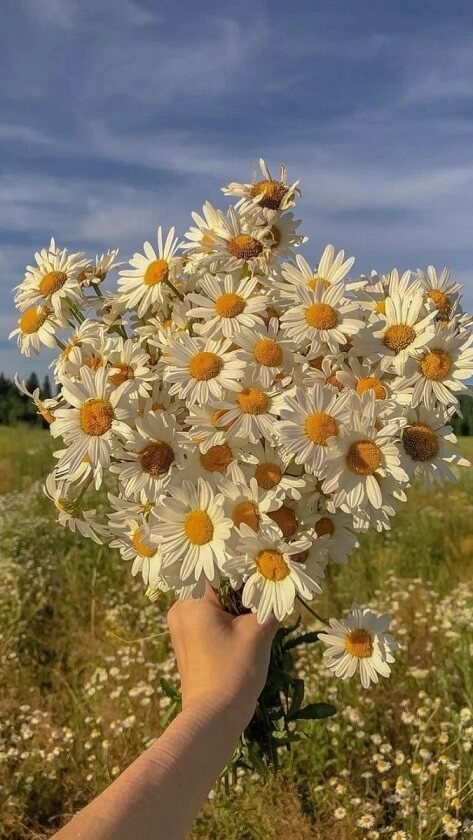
[167,587,279,728]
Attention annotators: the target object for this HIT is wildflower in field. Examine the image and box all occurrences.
[360,288,436,373]
[415,265,462,321]
[224,524,324,623]
[9,304,61,356]
[222,158,300,212]
[51,366,135,487]
[14,240,86,319]
[278,244,356,301]
[187,273,268,339]
[118,227,182,317]
[280,281,364,353]
[319,604,400,688]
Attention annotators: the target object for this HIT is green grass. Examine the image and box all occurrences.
[0,427,472,839]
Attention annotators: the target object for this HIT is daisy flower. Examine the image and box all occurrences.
[107,337,155,396]
[44,471,108,544]
[401,407,470,483]
[295,353,346,392]
[415,265,462,321]
[77,249,120,286]
[241,206,306,260]
[360,288,436,373]
[51,366,135,487]
[279,245,356,301]
[10,304,61,357]
[205,206,272,273]
[220,476,282,536]
[242,441,308,500]
[321,395,408,510]
[14,374,58,425]
[182,201,224,259]
[308,509,358,565]
[224,525,323,623]
[118,227,182,317]
[163,334,246,405]
[280,282,364,353]
[109,518,162,586]
[213,375,287,444]
[153,478,233,584]
[237,319,295,388]
[402,324,473,410]
[110,411,187,499]
[53,320,107,377]
[222,158,300,211]
[181,437,246,486]
[187,273,267,338]
[14,244,86,318]
[357,268,412,316]
[319,604,400,688]
[336,357,412,405]
[278,383,352,476]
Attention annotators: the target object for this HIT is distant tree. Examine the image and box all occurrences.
[41,376,52,399]
[26,372,40,394]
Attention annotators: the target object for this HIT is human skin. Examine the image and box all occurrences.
[53,587,278,840]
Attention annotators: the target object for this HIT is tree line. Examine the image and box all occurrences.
[0,371,472,433]
[0,372,54,426]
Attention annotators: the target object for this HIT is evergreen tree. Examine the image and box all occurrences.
[41,376,52,399]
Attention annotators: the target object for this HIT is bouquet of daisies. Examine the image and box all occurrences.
[11,160,473,760]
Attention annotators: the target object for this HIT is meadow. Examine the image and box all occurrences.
[0,426,472,839]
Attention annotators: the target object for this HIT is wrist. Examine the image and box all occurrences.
[181,689,257,733]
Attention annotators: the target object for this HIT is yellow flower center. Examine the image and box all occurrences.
[232,501,260,531]
[201,233,215,246]
[428,289,450,316]
[345,440,382,475]
[305,302,338,330]
[227,234,263,260]
[383,324,416,353]
[132,529,157,558]
[356,377,387,400]
[304,412,338,445]
[184,510,214,545]
[375,299,386,315]
[314,517,335,537]
[79,399,114,436]
[253,338,283,367]
[419,349,452,381]
[19,306,50,334]
[345,628,373,659]
[110,362,135,386]
[200,444,233,474]
[402,423,439,462]
[236,387,269,415]
[268,506,298,538]
[83,354,103,371]
[139,441,175,475]
[255,549,289,581]
[255,462,281,490]
[308,275,330,291]
[250,179,287,210]
[39,270,68,296]
[189,351,223,381]
[214,292,246,318]
[144,259,169,286]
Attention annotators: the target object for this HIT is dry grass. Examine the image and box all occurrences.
[0,426,472,839]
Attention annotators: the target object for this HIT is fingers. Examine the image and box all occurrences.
[237,610,280,641]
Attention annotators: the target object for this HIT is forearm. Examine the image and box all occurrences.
[53,698,248,840]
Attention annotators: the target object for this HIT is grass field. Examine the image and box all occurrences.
[0,426,472,839]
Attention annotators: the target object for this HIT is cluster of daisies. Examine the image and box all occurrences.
[11,160,473,688]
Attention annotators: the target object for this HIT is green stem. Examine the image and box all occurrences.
[296,595,327,624]
[55,337,66,350]
[92,284,104,298]
[164,278,184,302]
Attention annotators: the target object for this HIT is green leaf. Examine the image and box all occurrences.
[288,679,305,717]
[160,677,180,701]
[288,702,337,721]
[284,631,320,650]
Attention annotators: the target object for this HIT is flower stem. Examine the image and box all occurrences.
[296,595,327,624]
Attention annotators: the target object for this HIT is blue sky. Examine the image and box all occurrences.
[2,0,473,379]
